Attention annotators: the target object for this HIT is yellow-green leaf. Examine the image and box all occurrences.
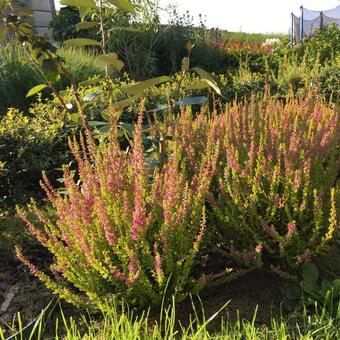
[79,7,92,20]
[111,96,137,113]
[104,0,135,14]
[79,77,101,87]
[192,67,221,95]
[102,96,138,120]
[186,41,194,52]
[182,57,190,72]
[122,76,172,96]
[97,53,124,70]
[26,84,47,97]
[64,38,101,47]
[76,21,96,30]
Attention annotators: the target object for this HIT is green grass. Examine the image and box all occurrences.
[2,298,340,339]
[57,46,105,87]
[0,46,104,115]
[221,31,287,43]
[0,47,43,115]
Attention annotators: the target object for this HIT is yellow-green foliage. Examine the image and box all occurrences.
[0,105,71,208]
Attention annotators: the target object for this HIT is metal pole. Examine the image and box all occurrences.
[320,11,323,29]
[300,5,304,46]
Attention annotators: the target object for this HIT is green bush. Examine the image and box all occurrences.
[318,63,340,103]
[0,105,71,210]
[223,50,268,75]
[50,6,96,42]
[303,25,340,65]
[0,216,31,261]
[108,28,158,80]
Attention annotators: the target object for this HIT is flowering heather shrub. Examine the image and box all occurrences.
[16,114,218,308]
[164,97,339,274]
[164,109,214,175]
[211,96,339,270]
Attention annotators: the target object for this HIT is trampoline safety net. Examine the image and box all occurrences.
[292,5,340,44]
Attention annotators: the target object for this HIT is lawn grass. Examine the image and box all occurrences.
[221,31,287,43]
[1,298,340,339]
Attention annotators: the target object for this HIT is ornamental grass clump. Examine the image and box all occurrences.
[16,114,218,309]
[212,96,339,270]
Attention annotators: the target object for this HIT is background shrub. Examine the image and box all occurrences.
[50,6,96,42]
[0,105,71,210]
[302,25,340,65]
[318,62,340,103]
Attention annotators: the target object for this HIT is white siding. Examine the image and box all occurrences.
[29,0,53,11]
[27,0,56,35]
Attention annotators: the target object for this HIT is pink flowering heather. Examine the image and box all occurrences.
[161,97,339,274]
[17,114,218,309]
[210,95,340,270]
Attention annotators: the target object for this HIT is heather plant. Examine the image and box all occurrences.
[210,96,339,271]
[16,113,218,308]
[162,96,339,274]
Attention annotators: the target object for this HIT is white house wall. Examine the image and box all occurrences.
[27,0,56,35]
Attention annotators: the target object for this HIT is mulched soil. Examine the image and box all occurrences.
[1,249,285,338]
[0,249,54,337]
[202,268,283,323]
[162,267,285,334]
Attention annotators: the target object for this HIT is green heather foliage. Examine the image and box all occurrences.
[17,114,218,308]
